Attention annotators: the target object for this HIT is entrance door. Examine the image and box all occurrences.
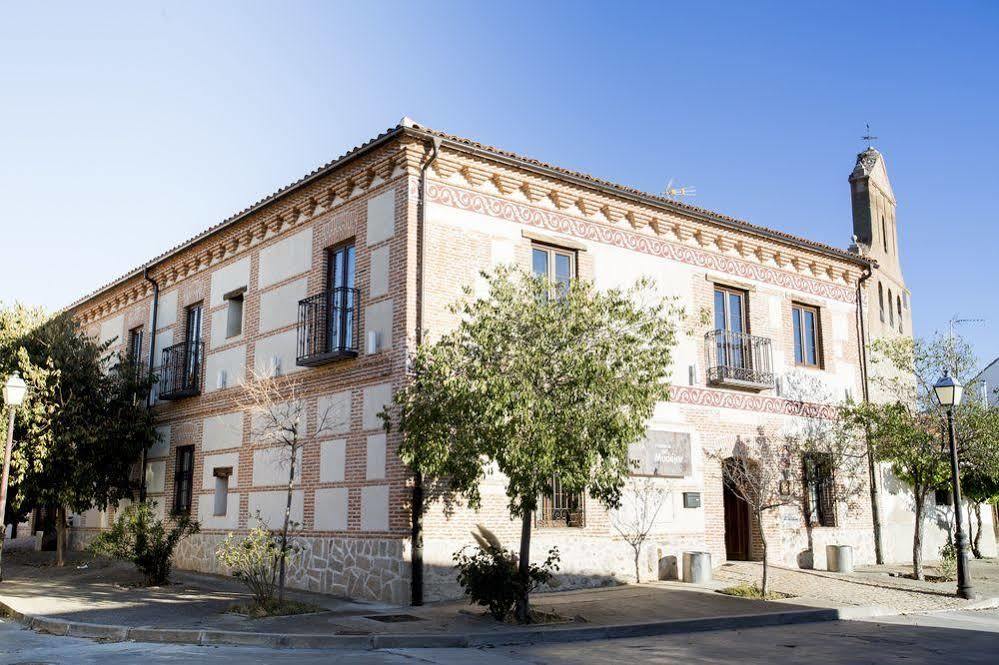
[723,461,751,560]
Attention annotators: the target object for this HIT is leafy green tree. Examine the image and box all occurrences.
[384,268,677,622]
[0,306,156,566]
[90,501,199,585]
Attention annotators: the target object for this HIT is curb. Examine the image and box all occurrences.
[2,598,989,650]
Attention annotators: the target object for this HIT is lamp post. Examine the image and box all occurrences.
[0,373,27,581]
[933,371,975,600]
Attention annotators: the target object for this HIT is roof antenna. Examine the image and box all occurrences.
[861,123,878,150]
[663,178,696,200]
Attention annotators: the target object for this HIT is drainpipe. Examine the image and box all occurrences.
[139,267,160,503]
[856,264,884,564]
[410,136,441,607]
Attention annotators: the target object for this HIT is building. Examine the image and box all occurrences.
[972,357,999,407]
[62,120,935,603]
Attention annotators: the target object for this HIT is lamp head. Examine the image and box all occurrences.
[2,373,27,407]
[933,371,963,408]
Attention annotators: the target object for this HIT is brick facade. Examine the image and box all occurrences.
[63,122,893,603]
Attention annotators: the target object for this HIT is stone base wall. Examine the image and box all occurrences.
[172,533,410,604]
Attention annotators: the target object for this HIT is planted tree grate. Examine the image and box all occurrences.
[364,613,424,623]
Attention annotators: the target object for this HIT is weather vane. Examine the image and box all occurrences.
[861,123,878,149]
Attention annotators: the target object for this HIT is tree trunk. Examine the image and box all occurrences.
[515,508,532,624]
[757,509,769,597]
[913,492,924,581]
[972,503,983,559]
[55,506,66,567]
[633,546,641,583]
[278,446,296,605]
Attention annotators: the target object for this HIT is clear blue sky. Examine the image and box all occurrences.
[1,2,996,364]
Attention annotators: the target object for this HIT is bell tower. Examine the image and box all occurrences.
[849,146,911,339]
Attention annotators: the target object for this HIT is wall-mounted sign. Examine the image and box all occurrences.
[629,431,692,478]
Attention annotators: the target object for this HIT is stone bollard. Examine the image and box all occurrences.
[682,551,712,584]
[826,545,854,573]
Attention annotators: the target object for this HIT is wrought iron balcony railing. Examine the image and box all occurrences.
[157,340,203,400]
[704,329,775,390]
[296,287,360,367]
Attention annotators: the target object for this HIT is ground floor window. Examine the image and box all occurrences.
[173,445,195,515]
[803,452,836,527]
[536,475,585,528]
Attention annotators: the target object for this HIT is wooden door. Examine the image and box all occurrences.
[724,476,751,561]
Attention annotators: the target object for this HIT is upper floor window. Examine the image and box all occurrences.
[896,296,903,333]
[878,283,885,322]
[224,290,245,339]
[127,326,143,363]
[532,244,575,295]
[881,216,888,254]
[887,288,895,328]
[792,303,821,368]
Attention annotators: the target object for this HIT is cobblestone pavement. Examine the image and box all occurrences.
[713,559,999,613]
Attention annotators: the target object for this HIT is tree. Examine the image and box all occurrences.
[610,478,668,583]
[710,428,790,597]
[384,267,677,623]
[0,307,156,566]
[237,369,344,603]
[959,405,999,558]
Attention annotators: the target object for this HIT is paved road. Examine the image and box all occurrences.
[2,610,998,664]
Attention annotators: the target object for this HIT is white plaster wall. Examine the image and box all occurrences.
[252,446,303,486]
[259,277,308,333]
[204,344,246,392]
[209,308,244,349]
[360,485,389,531]
[197,495,240,530]
[362,383,392,431]
[202,412,244,451]
[145,460,166,494]
[253,328,302,376]
[149,425,171,458]
[318,391,351,435]
[320,439,346,483]
[258,229,312,289]
[366,433,386,480]
[248,490,304,528]
[366,190,396,246]
[203,452,240,489]
[209,257,250,307]
[99,314,124,347]
[153,328,174,361]
[314,488,349,531]
[154,290,178,330]
[364,299,393,354]
[368,246,390,298]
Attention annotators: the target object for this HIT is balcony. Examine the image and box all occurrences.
[704,330,775,391]
[296,287,360,367]
[157,340,203,400]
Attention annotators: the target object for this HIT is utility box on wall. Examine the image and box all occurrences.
[683,492,701,508]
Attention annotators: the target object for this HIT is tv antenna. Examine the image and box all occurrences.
[861,123,878,149]
[946,315,985,374]
[663,178,696,200]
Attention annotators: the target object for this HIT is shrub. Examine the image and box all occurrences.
[938,541,958,581]
[216,519,294,607]
[453,525,560,621]
[89,501,199,585]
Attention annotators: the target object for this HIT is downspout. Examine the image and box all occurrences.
[856,264,884,564]
[139,267,160,503]
[410,136,441,606]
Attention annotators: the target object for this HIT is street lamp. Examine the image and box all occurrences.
[933,371,975,599]
[0,373,28,581]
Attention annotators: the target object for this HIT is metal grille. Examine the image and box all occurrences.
[704,330,775,389]
[157,340,203,399]
[803,453,836,527]
[537,475,585,528]
[297,287,360,367]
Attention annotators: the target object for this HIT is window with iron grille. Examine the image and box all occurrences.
[536,475,585,528]
[127,326,144,363]
[803,453,836,527]
[173,445,195,515]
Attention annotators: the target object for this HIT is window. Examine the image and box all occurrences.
[935,489,953,506]
[887,289,894,327]
[224,291,244,338]
[327,242,356,351]
[803,453,836,527]
[537,474,584,528]
[173,445,195,515]
[878,283,885,322]
[896,296,903,333]
[213,467,232,516]
[127,326,143,363]
[532,243,575,295]
[713,285,748,369]
[881,216,888,253]
[792,304,822,368]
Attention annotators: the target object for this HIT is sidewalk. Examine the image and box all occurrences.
[1,550,995,649]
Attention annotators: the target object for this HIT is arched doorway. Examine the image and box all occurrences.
[723,458,751,561]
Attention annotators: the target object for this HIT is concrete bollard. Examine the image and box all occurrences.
[826,545,854,573]
[682,551,712,584]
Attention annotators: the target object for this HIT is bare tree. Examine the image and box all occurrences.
[610,478,669,582]
[237,368,345,602]
[710,428,790,597]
